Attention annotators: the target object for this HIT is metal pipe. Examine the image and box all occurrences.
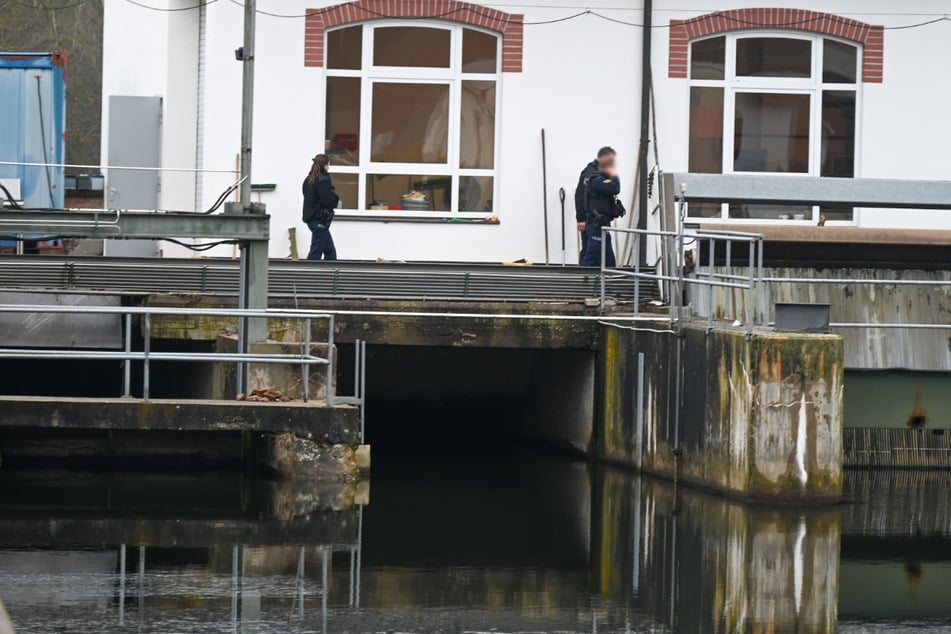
[0,159,237,174]
[326,315,335,404]
[706,236,714,332]
[122,313,131,397]
[239,0,256,206]
[540,129,550,265]
[303,317,311,402]
[143,314,151,400]
[633,232,641,310]
[636,0,653,261]
[600,231,607,314]
[360,340,367,443]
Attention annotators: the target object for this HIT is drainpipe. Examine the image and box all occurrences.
[636,0,652,266]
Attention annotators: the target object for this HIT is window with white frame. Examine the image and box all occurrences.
[688,33,858,222]
[324,22,500,218]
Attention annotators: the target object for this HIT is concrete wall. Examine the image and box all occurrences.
[688,267,951,371]
[598,321,844,501]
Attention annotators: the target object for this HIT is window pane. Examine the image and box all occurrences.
[728,204,812,220]
[460,81,495,169]
[366,174,451,212]
[325,77,361,166]
[736,38,811,77]
[462,28,498,73]
[460,176,493,212]
[689,86,723,173]
[327,26,362,70]
[821,90,855,177]
[373,27,451,68]
[733,93,810,173]
[823,40,857,83]
[332,172,358,210]
[687,203,722,218]
[819,205,853,222]
[371,83,449,164]
[690,36,725,80]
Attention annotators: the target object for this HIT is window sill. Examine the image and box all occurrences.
[335,212,500,225]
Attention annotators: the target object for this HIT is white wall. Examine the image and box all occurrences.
[650,0,951,230]
[101,0,951,262]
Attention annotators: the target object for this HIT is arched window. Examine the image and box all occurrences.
[687,33,859,223]
[324,22,500,217]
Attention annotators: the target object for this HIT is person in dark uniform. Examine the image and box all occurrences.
[579,152,625,267]
[574,146,616,262]
[302,154,339,260]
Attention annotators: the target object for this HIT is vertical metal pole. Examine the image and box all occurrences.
[239,0,255,207]
[360,340,367,443]
[636,0,653,265]
[325,316,335,404]
[142,314,151,401]
[599,229,607,313]
[636,352,645,471]
[757,237,766,326]
[302,318,311,402]
[540,128,550,265]
[747,241,755,336]
[118,544,126,625]
[349,547,356,608]
[236,253,248,396]
[123,313,131,397]
[706,237,714,332]
[633,232,641,310]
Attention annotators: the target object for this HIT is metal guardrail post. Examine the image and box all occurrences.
[746,246,755,337]
[599,230,607,314]
[636,351,645,471]
[757,237,766,326]
[706,237,714,333]
[142,313,151,400]
[302,318,312,403]
[633,232,641,310]
[122,313,132,397]
[326,315,335,404]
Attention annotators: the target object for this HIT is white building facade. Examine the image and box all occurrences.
[101,0,951,261]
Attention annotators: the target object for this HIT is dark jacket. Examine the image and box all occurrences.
[587,173,623,226]
[574,160,600,223]
[302,172,340,226]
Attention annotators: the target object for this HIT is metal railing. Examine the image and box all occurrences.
[600,226,765,335]
[601,228,951,334]
[0,304,360,404]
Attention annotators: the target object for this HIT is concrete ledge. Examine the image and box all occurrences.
[0,396,360,444]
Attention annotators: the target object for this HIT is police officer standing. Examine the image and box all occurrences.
[574,146,616,262]
[579,150,625,267]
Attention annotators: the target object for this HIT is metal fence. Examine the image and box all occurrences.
[0,304,361,404]
[601,228,951,335]
[601,226,765,335]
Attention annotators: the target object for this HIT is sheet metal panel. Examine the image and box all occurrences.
[0,291,122,349]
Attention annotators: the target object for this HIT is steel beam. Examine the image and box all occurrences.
[0,209,269,240]
[666,173,951,209]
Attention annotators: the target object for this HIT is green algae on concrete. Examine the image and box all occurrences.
[597,321,844,502]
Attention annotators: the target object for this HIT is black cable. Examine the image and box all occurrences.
[164,237,238,251]
[34,77,56,208]
[122,0,216,12]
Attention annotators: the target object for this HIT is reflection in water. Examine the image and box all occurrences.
[0,458,948,632]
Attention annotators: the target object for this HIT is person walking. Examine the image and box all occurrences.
[574,146,616,262]
[302,154,339,261]
[579,151,625,268]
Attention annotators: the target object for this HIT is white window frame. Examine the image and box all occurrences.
[324,21,502,220]
[687,31,862,225]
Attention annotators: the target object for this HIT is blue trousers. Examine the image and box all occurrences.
[306,222,337,261]
[579,223,616,267]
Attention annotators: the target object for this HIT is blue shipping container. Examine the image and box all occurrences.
[0,52,67,210]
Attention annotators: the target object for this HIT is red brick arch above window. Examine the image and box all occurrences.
[668,8,883,83]
[304,0,524,72]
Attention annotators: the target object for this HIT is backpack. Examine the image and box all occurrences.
[574,161,599,221]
